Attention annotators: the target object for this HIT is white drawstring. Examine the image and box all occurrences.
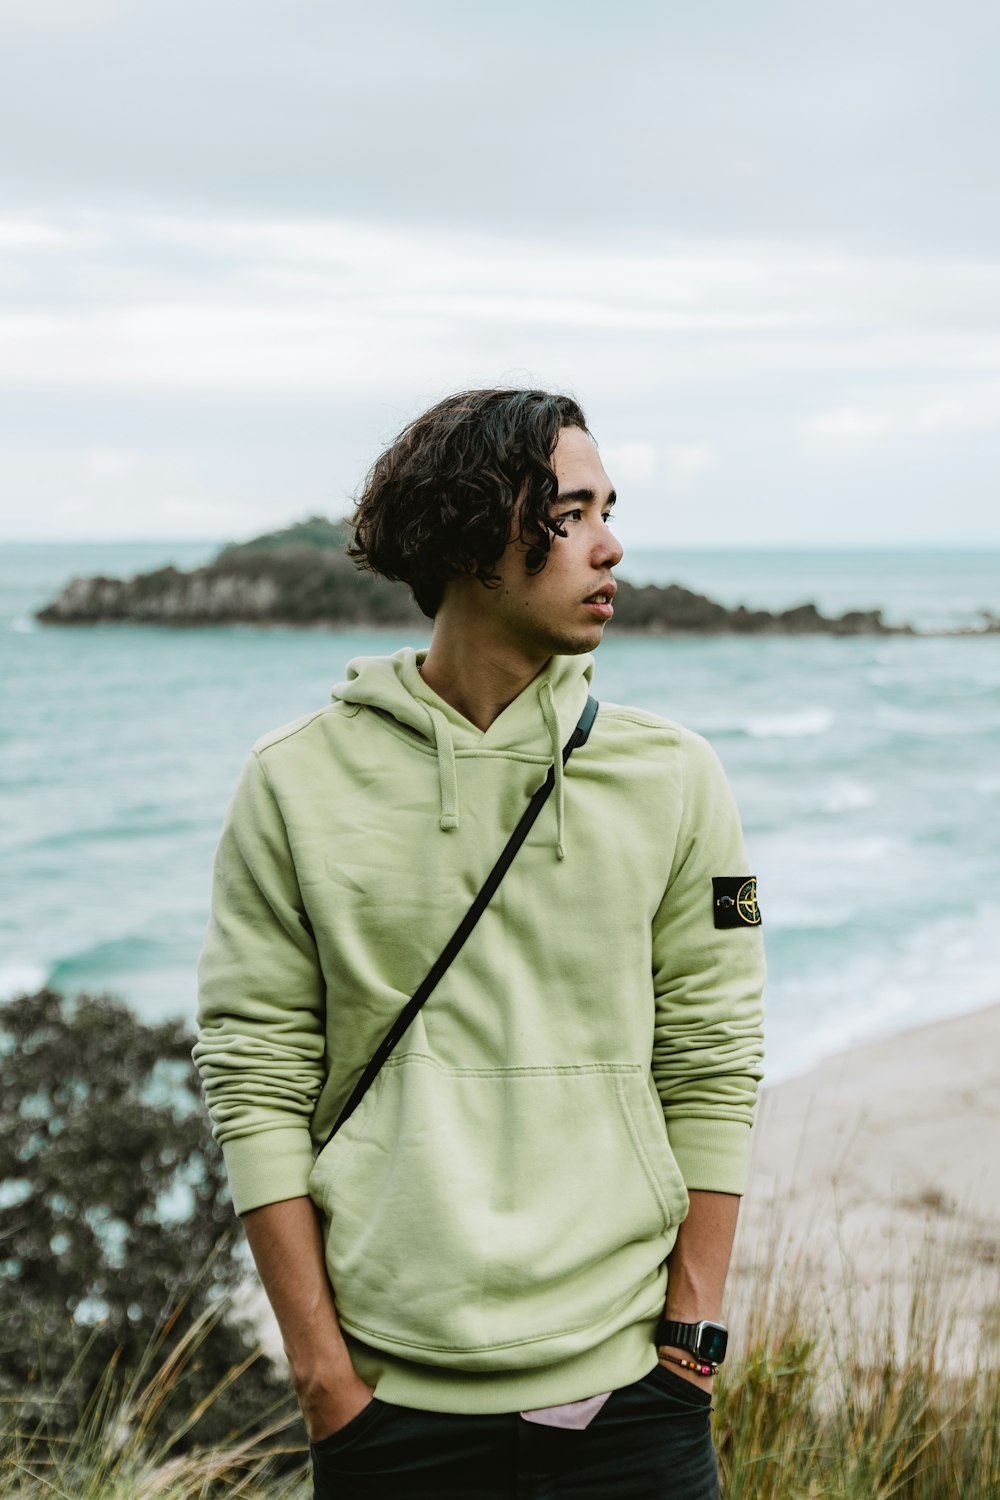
[424,683,568,856]
[422,703,460,831]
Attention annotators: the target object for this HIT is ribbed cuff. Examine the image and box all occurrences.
[665,1115,752,1196]
[222,1125,316,1215]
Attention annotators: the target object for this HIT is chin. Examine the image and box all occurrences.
[549,628,606,657]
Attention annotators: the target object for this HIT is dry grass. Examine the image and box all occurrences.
[716,1247,1000,1499]
[1,1298,309,1499]
[4,1255,998,1498]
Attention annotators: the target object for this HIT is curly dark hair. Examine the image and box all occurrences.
[348,388,590,618]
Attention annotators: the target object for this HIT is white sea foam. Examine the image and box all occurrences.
[752,829,912,934]
[743,707,835,739]
[761,900,854,931]
[764,904,1000,1084]
[699,706,836,739]
[10,616,37,634]
[0,962,48,1000]
[819,778,877,813]
[756,829,900,879]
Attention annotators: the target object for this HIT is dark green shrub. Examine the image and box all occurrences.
[0,989,289,1449]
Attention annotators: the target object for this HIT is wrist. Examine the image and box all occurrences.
[287,1344,356,1396]
[657,1316,729,1368]
[280,1304,348,1371]
[658,1347,719,1379]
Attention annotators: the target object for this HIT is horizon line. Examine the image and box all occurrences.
[4,535,1000,552]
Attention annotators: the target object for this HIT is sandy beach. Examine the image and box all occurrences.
[731,1002,1000,1357]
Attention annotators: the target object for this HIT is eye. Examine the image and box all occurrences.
[556,508,584,523]
[602,510,615,525]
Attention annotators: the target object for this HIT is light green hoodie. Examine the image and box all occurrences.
[195,648,765,1413]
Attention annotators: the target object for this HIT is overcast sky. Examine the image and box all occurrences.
[2,0,999,548]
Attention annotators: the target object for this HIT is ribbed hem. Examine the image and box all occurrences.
[666,1116,752,1196]
[346,1317,661,1415]
[222,1125,315,1215]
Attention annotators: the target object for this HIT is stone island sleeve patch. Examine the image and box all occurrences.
[712,876,761,928]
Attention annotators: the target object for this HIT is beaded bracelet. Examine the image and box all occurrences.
[657,1350,718,1378]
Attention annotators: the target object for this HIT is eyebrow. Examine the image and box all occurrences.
[553,488,617,507]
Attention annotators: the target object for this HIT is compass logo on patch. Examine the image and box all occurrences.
[712,876,761,928]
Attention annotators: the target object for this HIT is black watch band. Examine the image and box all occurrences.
[657,1318,729,1365]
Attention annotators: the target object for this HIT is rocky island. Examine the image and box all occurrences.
[31,516,972,636]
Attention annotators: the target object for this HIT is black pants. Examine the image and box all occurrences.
[310,1364,720,1499]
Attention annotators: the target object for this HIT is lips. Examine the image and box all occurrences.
[582,581,616,620]
[583,582,617,605]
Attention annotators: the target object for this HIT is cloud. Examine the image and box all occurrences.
[600,442,658,483]
[0,0,123,29]
[3,211,999,402]
[802,409,894,444]
[0,212,779,391]
[1,207,999,545]
[1,1,999,260]
[85,446,136,478]
[0,218,89,249]
[665,445,716,484]
[803,383,1000,448]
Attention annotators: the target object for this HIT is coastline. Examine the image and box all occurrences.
[732,1001,1000,1355]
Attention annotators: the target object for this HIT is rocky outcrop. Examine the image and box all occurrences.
[40,567,284,623]
[36,520,423,628]
[612,582,905,636]
[31,515,937,635]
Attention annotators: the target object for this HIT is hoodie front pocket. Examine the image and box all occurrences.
[308,1055,688,1365]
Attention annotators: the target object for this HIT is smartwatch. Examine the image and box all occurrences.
[657,1319,729,1366]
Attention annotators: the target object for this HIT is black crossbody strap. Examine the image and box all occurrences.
[322,694,599,1147]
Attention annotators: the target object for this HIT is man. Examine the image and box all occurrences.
[195,388,765,1499]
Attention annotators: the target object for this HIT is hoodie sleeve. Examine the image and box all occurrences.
[193,750,326,1215]
[650,729,766,1196]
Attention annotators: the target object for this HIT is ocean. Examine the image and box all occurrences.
[3,541,999,1083]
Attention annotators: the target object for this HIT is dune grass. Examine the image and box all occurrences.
[716,1247,1000,1500]
[1,1295,310,1499]
[4,1262,998,1498]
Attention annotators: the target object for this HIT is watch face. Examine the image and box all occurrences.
[696,1323,728,1363]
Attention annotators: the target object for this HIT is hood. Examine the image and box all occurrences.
[331,647,594,858]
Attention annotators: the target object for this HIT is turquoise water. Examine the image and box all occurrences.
[3,542,999,1081]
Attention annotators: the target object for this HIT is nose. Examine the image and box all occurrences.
[593,518,624,569]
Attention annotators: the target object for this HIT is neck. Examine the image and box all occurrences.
[420,598,549,732]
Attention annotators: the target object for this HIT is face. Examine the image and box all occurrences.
[488,425,623,664]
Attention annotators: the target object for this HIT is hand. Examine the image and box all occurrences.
[656,1344,715,1396]
[293,1364,375,1443]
